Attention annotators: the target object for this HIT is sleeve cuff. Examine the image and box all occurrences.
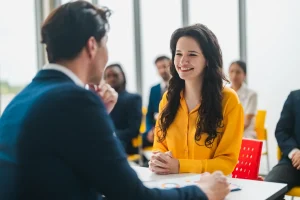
[288,148,300,159]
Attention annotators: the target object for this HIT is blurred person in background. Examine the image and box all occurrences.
[265,90,300,199]
[143,56,171,148]
[229,60,257,138]
[104,63,142,155]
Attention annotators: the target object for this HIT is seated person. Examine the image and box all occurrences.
[104,63,142,154]
[0,2,230,200]
[143,56,171,148]
[265,90,300,199]
[149,24,244,175]
[229,60,258,138]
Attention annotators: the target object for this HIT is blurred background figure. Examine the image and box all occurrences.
[229,60,257,138]
[142,56,171,148]
[104,63,142,154]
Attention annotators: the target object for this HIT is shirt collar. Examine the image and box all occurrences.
[236,83,247,96]
[42,63,85,88]
[160,80,169,91]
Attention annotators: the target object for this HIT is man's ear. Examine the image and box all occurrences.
[86,36,98,58]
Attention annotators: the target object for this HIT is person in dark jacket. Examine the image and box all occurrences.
[265,90,300,199]
[104,63,142,154]
[143,56,171,148]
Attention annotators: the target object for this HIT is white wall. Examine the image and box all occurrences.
[189,0,240,75]
[140,0,182,106]
[100,0,137,93]
[247,0,300,169]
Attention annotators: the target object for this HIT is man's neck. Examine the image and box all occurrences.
[56,60,89,85]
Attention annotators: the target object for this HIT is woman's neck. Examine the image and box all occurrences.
[184,78,203,111]
[231,83,242,92]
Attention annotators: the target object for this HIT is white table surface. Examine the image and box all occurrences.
[132,166,287,200]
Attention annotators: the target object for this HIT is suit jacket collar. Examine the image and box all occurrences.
[33,69,77,86]
[42,63,85,87]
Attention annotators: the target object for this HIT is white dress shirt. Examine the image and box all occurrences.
[236,83,258,138]
[160,81,168,95]
[43,63,85,88]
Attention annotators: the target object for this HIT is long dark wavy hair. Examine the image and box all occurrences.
[158,24,228,148]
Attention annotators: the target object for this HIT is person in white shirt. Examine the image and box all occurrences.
[229,60,258,138]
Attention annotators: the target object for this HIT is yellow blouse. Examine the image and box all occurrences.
[153,87,244,175]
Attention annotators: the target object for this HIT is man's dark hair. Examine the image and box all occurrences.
[41,1,111,63]
[154,55,170,64]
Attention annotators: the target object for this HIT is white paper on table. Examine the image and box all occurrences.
[144,175,242,192]
[132,166,198,182]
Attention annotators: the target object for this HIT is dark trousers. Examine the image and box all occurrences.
[265,162,300,199]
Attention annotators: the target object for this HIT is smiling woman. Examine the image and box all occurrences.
[149,24,244,175]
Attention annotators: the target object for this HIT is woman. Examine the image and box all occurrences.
[229,60,258,138]
[149,24,244,175]
[104,63,142,154]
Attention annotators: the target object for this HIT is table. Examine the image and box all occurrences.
[132,166,287,200]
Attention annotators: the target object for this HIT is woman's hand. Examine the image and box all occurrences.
[148,151,179,175]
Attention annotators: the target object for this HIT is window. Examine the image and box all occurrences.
[61,0,92,4]
[140,0,182,105]
[99,0,136,93]
[0,0,37,114]
[189,0,239,74]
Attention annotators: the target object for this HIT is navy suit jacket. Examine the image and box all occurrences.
[146,84,162,133]
[110,90,142,154]
[0,70,207,200]
[276,90,300,164]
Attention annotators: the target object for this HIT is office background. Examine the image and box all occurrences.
[0,0,300,173]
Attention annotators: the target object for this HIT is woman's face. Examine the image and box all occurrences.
[104,66,124,91]
[229,63,246,86]
[174,36,206,81]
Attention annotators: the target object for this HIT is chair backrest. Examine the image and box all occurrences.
[132,134,142,148]
[139,107,147,133]
[255,110,267,140]
[277,147,282,161]
[232,138,263,180]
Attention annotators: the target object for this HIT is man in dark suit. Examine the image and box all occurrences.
[0,1,230,200]
[104,63,142,154]
[265,90,300,198]
[143,56,171,147]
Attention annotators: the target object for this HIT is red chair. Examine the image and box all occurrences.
[232,138,263,180]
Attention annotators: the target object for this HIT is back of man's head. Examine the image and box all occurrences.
[41,1,111,63]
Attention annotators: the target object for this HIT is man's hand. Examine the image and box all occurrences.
[147,128,154,143]
[148,151,179,175]
[89,83,118,113]
[196,171,230,200]
[154,112,159,121]
[292,151,300,170]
